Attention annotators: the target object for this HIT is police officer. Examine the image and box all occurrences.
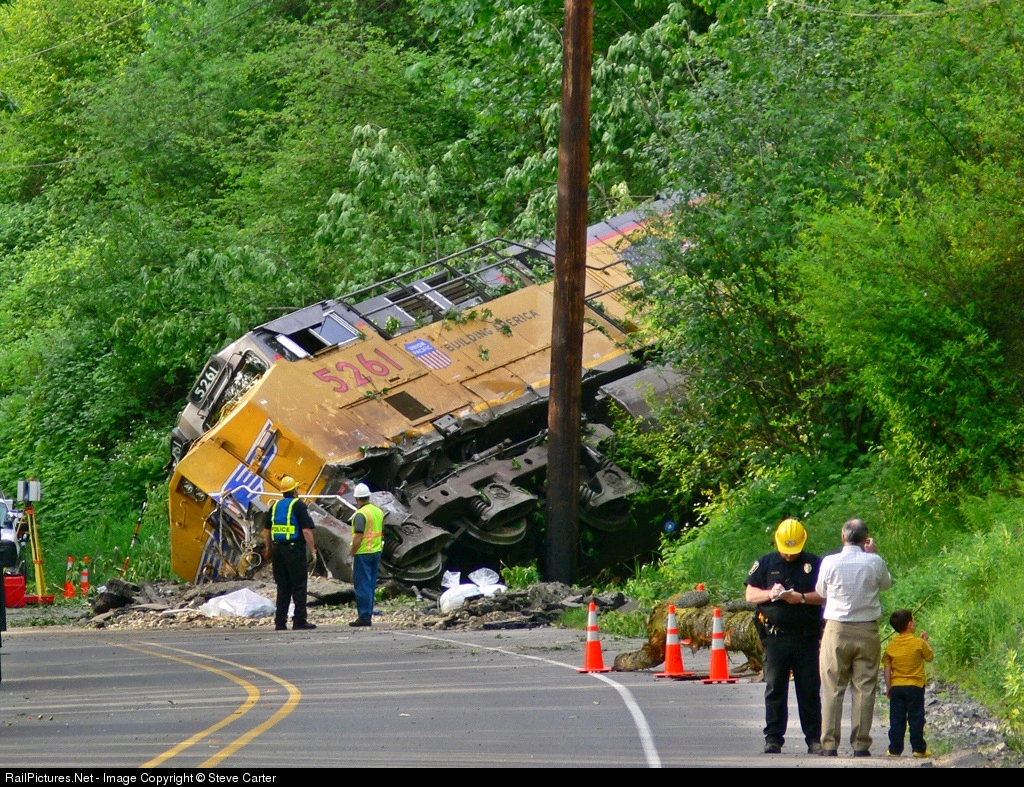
[263,475,317,631]
[348,482,383,627]
[745,518,824,754]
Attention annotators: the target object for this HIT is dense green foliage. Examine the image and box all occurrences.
[3,0,1024,739]
[0,0,704,549]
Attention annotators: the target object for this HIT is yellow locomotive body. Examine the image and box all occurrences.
[168,204,678,584]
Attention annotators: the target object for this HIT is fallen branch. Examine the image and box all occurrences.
[613,592,762,673]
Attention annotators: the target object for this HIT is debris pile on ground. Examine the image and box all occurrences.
[82,576,357,629]
[427,583,624,630]
[46,576,616,633]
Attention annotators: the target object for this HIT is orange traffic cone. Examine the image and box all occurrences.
[702,608,737,684]
[577,602,612,673]
[80,556,90,597]
[655,604,696,679]
[64,555,76,599]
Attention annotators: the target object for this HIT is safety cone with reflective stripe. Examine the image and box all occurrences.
[655,604,695,679]
[577,602,612,673]
[80,556,90,597]
[64,556,76,599]
[702,608,737,684]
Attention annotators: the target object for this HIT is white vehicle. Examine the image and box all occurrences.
[1,490,16,684]
[0,489,23,576]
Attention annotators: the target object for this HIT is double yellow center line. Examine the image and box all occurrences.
[120,642,301,768]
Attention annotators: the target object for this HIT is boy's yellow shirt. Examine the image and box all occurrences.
[883,632,934,688]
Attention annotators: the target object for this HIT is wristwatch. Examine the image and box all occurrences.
[800,593,806,604]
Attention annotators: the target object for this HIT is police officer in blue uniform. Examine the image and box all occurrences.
[745,518,824,755]
[263,476,317,631]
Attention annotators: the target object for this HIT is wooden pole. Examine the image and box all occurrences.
[546,0,594,584]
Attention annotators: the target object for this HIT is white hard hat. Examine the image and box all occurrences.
[354,482,372,499]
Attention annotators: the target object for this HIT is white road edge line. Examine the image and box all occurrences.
[395,631,662,768]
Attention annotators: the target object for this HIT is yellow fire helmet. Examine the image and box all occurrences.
[775,518,807,555]
[279,475,299,493]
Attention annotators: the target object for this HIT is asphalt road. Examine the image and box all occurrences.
[0,625,914,768]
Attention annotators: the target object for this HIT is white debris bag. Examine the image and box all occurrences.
[438,566,508,613]
[199,588,276,618]
[438,584,484,614]
[467,567,500,587]
[476,583,506,598]
[468,567,505,598]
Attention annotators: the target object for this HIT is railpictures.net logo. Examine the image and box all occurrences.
[4,776,276,785]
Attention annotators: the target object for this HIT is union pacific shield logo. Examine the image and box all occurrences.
[405,338,452,370]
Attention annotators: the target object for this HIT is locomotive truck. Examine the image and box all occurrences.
[167,201,681,586]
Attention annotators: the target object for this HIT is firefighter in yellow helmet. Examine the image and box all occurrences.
[348,482,383,627]
[744,518,824,755]
[263,475,317,631]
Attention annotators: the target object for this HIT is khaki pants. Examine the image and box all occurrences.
[819,620,881,753]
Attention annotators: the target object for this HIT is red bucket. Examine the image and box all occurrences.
[4,574,26,608]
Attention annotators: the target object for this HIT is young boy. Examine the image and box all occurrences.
[883,609,935,757]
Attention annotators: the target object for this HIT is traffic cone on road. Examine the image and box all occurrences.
[655,605,696,679]
[577,602,612,673]
[64,556,75,599]
[702,608,737,684]
[80,556,90,597]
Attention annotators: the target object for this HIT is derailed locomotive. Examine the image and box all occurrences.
[167,201,681,585]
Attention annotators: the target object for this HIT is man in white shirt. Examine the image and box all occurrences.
[815,518,892,757]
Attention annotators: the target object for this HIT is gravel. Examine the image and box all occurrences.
[920,682,1023,768]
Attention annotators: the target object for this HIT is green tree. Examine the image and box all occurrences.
[793,3,1024,496]
[634,9,883,492]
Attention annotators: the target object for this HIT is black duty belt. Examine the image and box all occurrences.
[757,611,818,637]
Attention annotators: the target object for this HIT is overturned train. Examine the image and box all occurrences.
[167,202,681,585]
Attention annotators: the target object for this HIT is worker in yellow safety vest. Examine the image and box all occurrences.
[348,482,383,627]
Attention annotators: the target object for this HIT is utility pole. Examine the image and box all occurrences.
[546,0,594,584]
